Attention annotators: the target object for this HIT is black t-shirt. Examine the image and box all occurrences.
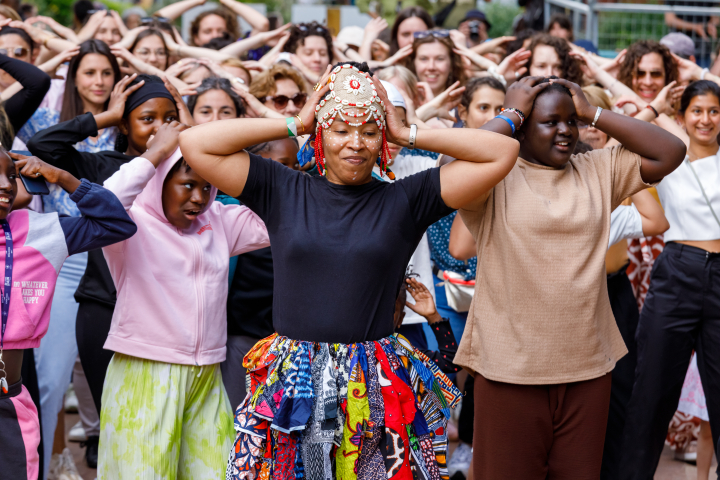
[239,154,454,344]
[227,246,275,339]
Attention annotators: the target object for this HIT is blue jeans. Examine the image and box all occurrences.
[423,273,468,351]
[34,252,87,479]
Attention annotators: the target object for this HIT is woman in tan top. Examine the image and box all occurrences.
[454,76,686,478]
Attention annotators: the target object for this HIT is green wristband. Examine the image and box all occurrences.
[286,117,298,137]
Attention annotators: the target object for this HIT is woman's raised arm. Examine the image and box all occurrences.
[375,78,520,210]
[180,66,332,197]
[552,78,686,184]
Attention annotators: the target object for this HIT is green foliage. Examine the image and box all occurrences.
[485,2,521,37]
[29,0,75,27]
[28,0,130,29]
[597,11,668,51]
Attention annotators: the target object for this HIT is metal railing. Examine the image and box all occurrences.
[544,0,720,59]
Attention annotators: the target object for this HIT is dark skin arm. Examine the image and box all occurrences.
[551,78,687,184]
[482,76,687,184]
[10,153,82,193]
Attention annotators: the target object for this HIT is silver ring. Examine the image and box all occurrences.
[515,71,520,79]
[35,173,40,176]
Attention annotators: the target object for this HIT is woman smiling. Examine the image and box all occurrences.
[455,76,685,478]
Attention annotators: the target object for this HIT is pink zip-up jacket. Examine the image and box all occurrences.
[2,180,136,349]
[102,149,270,365]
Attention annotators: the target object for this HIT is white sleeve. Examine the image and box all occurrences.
[102,157,156,211]
[608,205,645,249]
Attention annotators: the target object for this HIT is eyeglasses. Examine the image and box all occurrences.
[266,93,307,110]
[413,29,450,39]
[135,48,168,58]
[0,47,29,58]
[298,24,328,34]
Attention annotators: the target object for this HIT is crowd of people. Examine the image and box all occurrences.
[0,1,717,479]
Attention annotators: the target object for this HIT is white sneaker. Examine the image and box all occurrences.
[47,448,82,480]
[448,442,473,477]
[68,421,87,442]
[64,385,78,413]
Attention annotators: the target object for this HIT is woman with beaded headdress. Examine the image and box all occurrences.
[180,61,525,479]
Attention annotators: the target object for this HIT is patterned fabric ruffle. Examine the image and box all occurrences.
[226,333,461,480]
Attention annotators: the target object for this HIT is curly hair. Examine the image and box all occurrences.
[408,34,466,91]
[617,40,678,91]
[521,34,582,84]
[284,21,334,64]
[189,8,239,46]
[249,63,308,100]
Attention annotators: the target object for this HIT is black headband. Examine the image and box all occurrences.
[124,82,175,117]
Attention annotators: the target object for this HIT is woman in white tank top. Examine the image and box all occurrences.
[621,80,720,478]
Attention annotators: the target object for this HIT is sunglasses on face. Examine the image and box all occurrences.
[266,93,307,110]
[135,48,168,57]
[298,25,327,34]
[141,16,170,25]
[0,47,29,58]
[413,29,450,39]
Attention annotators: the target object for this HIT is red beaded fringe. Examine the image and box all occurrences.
[314,126,326,176]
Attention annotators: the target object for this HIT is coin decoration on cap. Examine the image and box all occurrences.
[313,64,391,177]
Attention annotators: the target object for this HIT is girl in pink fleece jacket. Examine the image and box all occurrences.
[0,152,136,480]
[97,120,269,478]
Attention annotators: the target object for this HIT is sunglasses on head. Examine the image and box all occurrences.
[266,93,308,110]
[413,29,450,39]
[298,24,327,34]
[0,47,29,58]
[141,16,170,25]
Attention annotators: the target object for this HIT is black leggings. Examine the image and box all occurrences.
[621,243,720,479]
[75,301,114,414]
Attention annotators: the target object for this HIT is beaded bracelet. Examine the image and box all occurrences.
[501,107,525,128]
[496,115,516,135]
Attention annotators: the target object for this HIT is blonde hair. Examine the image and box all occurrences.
[582,85,612,110]
[177,61,211,82]
[376,66,418,105]
[250,63,308,99]
[220,58,251,80]
[0,6,22,22]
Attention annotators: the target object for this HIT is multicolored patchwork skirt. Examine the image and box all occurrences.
[226,333,462,480]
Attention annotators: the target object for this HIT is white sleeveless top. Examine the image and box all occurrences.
[656,154,720,242]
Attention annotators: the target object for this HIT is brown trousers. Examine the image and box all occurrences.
[473,372,612,480]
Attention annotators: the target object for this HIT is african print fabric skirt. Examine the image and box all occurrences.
[226,333,462,480]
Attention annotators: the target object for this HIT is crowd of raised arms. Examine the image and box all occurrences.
[1,1,720,479]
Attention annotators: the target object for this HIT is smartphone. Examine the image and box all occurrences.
[10,150,50,195]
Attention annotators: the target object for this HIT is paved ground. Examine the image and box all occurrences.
[63,411,716,480]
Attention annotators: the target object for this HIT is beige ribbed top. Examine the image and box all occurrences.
[455,146,652,384]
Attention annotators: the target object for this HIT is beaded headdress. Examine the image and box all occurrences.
[312,64,393,177]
